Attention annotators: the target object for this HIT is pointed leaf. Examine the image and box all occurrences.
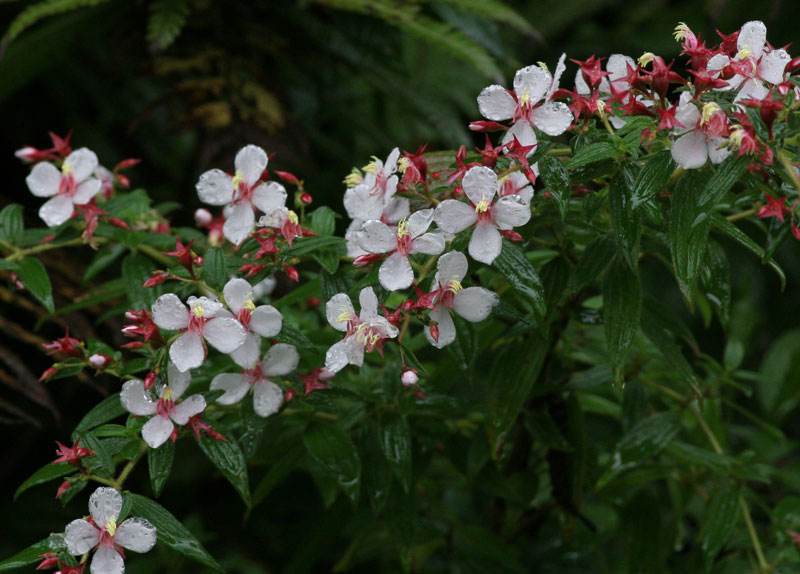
[0,203,24,245]
[602,255,640,386]
[72,393,126,441]
[378,412,412,492]
[303,421,361,505]
[493,242,546,317]
[148,439,174,497]
[699,488,740,569]
[17,257,53,312]
[539,155,570,220]
[202,247,226,290]
[195,430,251,507]
[0,536,65,572]
[14,461,73,500]
[631,150,675,208]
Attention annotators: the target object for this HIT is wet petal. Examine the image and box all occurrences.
[383,196,410,222]
[324,339,351,373]
[493,195,531,230]
[425,307,456,348]
[738,20,766,59]
[408,208,434,238]
[167,361,191,398]
[531,101,573,136]
[223,203,255,246]
[344,184,382,221]
[170,332,205,373]
[235,144,268,187]
[462,166,498,207]
[152,293,189,330]
[358,286,379,319]
[204,317,246,353]
[501,120,537,153]
[115,517,157,553]
[708,137,731,165]
[513,65,550,104]
[253,381,284,417]
[65,148,99,182]
[379,252,414,291]
[64,519,99,555]
[230,331,261,368]
[453,287,497,322]
[434,199,477,234]
[735,79,769,102]
[249,304,282,337]
[263,342,300,376]
[222,277,252,314]
[326,293,354,331]
[477,84,515,121]
[39,195,74,227]
[435,250,469,288]
[120,379,157,416]
[469,224,502,265]
[26,162,61,197]
[91,546,124,574]
[671,131,708,169]
[172,394,206,425]
[72,178,102,205]
[759,49,791,84]
[210,373,250,405]
[357,220,396,254]
[141,415,174,449]
[411,232,445,255]
[252,181,287,214]
[196,168,234,206]
[89,486,122,526]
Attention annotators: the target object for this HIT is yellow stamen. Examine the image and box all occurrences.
[729,125,745,149]
[518,93,531,107]
[362,157,380,174]
[638,52,655,67]
[737,46,752,60]
[701,101,721,125]
[105,517,117,537]
[162,387,173,401]
[397,157,411,174]
[597,99,607,119]
[231,171,245,189]
[447,278,463,294]
[396,218,410,238]
[344,168,363,187]
[242,295,256,312]
[537,61,549,72]
[287,210,299,225]
[355,322,368,343]
[475,197,490,213]
[61,162,73,175]
[673,22,690,42]
[192,304,205,318]
[336,306,354,324]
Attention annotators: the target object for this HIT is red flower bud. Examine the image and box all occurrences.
[300,192,313,205]
[285,388,296,402]
[285,266,299,282]
[429,322,439,343]
[144,371,157,390]
[275,170,300,185]
[108,217,131,230]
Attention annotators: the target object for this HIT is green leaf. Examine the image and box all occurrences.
[122,252,160,310]
[14,461,73,500]
[699,488,740,569]
[148,439,174,498]
[710,212,786,290]
[313,248,340,274]
[669,170,710,308]
[238,394,269,459]
[0,535,65,572]
[614,412,682,470]
[701,240,731,327]
[630,150,675,208]
[284,235,345,256]
[493,242,546,317]
[0,203,24,245]
[83,243,126,283]
[102,188,151,219]
[431,0,535,34]
[321,270,348,302]
[378,412,412,492]
[698,155,750,208]
[602,255,640,387]
[303,421,361,505]
[539,155,570,220]
[359,419,394,514]
[252,448,304,507]
[17,257,54,312]
[274,321,316,349]
[82,432,115,476]
[195,430,251,507]
[489,338,548,454]
[202,247,226,290]
[310,206,337,236]
[71,393,126,441]
[146,0,190,51]
[571,235,615,292]
[128,493,223,572]
[640,303,699,388]
[0,258,18,271]
[608,165,640,269]
[567,142,617,168]
[1,0,113,52]
[51,278,126,317]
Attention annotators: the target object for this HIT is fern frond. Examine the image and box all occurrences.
[146,0,190,52]
[416,0,539,36]
[1,0,112,55]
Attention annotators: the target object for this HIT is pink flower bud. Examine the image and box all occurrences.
[300,192,313,205]
[14,146,38,163]
[194,208,213,225]
[192,255,204,266]
[39,366,58,382]
[285,388,296,402]
[144,371,157,390]
[285,266,299,282]
[401,369,419,386]
[275,170,300,185]
[108,217,131,230]
[88,354,110,368]
[55,480,70,499]
[143,272,169,288]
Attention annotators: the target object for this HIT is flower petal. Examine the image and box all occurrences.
[379,251,414,291]
[671,131,708,169]
[326,293,355,331]
[411,232,445,255]
[477,84,516,121]
[738,20,767,58]
[91,546,124,574]
[453,287,497,322]
[196,168,234,206]
[64,519,100,555]
[344,184,382,221]
[172,394,206,425]
[26,162,60,197]
[574,69,590,95]
[64,148,98,182]
[252,181,287,214]
[72,178,102,205]
[469,224,503,265]
[222,277,252,314]
[152,294,189,330]
[434,200,477,234]
[531,101,573,136]
[249,305,283,337]
[425,307,456,348]
[501,120,537,153]
[115,517,157,553]
[89,486,123,526]
[324,339,351,374]
[253,380,284,417]
[167,361,191,398]
[708,137,731,165]
[462,166,498,207]
[204,317,246,353]
[262,343,300,376]
[210,373,250,405]
[223,203,255,246]
[435,250,469,288]
[170,332,205,373]
[235,144,268,187]
[383,197,410,222]
[513,65,550,104]
[759,49,791,85]
[357,220,396,254]
[358,286,379,319]
[39,195,74,227]
[230,331,261,368]
[141,415,174,449]
[120,379,157,416]
[408,208,434,238]
[493,195,531,230]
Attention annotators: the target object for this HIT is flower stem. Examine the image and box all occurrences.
[113,441,148,490]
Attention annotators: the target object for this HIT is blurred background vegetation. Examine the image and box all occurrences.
[2,0,800,572]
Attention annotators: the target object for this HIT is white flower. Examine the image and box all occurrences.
[434,166,531,264]
[477,55,573,151]
[324,287,399,373]
[574,54,648,128]
[195,145,287,245]
[222,278,283,368]
[356,209,445,291]
[25,148,102,227]
[64,487,156,574]
[210,343,299,417]
[424,251,497,348]
[151,293,247,372]
[120,362,206,448]
[670,93,731,169]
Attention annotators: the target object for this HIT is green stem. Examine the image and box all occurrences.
[113,441,148,490]
[739,493,770,573]
[86,474,117,487]
[6,237,95,262]
[726,207,759,222]
[135,243,176,267]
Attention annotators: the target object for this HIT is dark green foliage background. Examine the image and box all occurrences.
[2,1,800,572]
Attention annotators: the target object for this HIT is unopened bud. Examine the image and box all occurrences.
[275,170,300,185]
[194,208,213,225]
[285,266,299,282]
[285,388,296,402]
[401,369,419,386]
[778,82,793,96]
[144,371,157,390]
[353,253,383,267]
[108,217,131,230]
[429,322,440,343]
[300,192,313,205]
[14,146,38,163]
[121,341,146,350]
[143,272,169,288]
[306,297,320,307]
[55,480,71,499]
[469,120,509,132]
[40,366,58,382]
[88,354,110,368]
